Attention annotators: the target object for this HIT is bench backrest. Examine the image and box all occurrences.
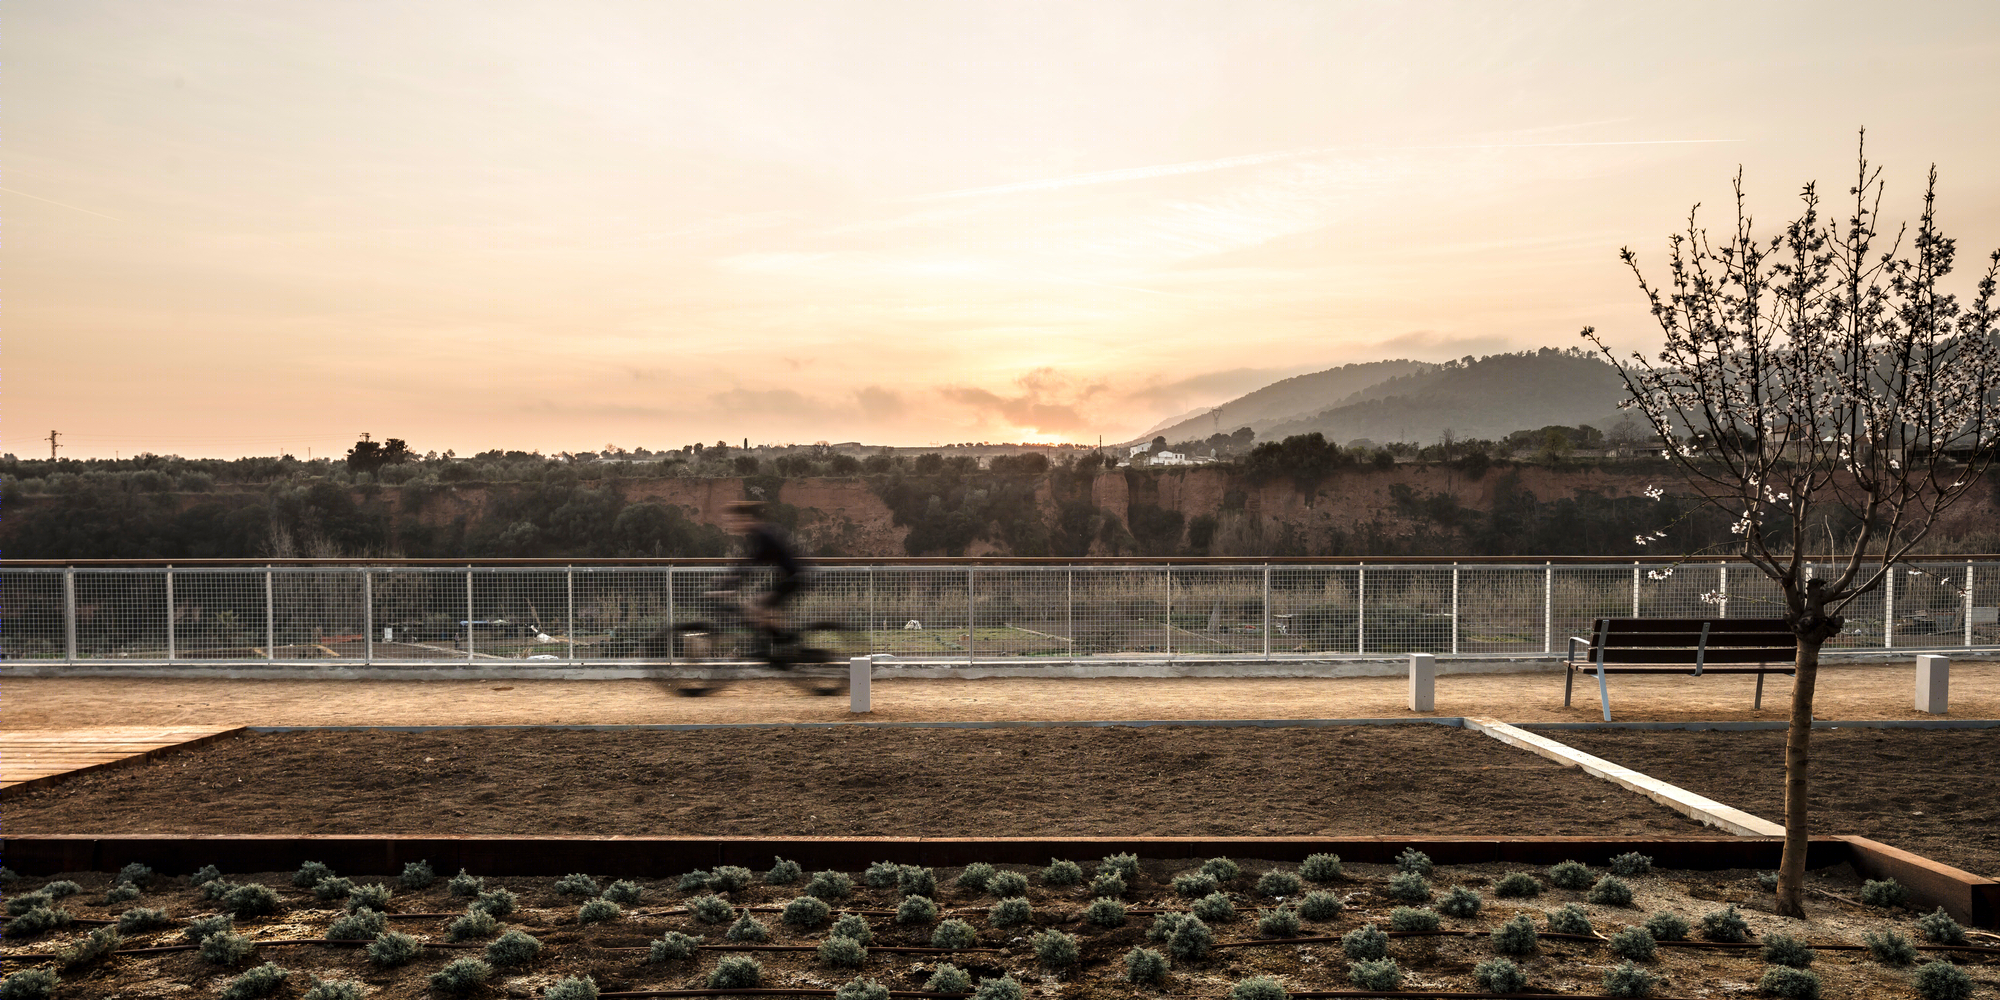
[1587,617,1795,664]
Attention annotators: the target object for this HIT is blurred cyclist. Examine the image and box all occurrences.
[717,500,809,644]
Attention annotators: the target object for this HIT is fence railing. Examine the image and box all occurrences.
[6,559,1996,666]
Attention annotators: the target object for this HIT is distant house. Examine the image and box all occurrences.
[1152,451,1190,466]
[1129,442,1154,457]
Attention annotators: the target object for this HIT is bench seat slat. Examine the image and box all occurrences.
[1574,647,1795,664]
[1598,617,1789,631]
[1592,631,1800,647]
[1566,663,1796,674]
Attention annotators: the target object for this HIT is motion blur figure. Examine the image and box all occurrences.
[718,500,808,641]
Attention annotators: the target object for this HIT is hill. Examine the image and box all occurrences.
[1259,348,1631,446]
[1135,359,1433,445]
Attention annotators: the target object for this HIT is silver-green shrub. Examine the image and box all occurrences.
[186,913,233,943]
[1547,903,1593,936]
[38,881,79,900]
[1201,857,1240,882]
[931,918,978,950]
[973,977,1022,1000]
[836,978,889,1000]
[1174,868,1221,901]
[1698,904,1749,942]
[1393,849,1433,876]
[1913,961,1976,1000]
[103,883,141,904]
[546,977,600,1000]
[428,957,492,996]
[115,862,153,886]
[726,910,772,942]
[1257,906,1301,937]
[1603,961,1657,997]
[346,883,392,912]
[1098,853,1141,882]
[1473,958,1526,992]
[300,980,365,1000]
[1438,886,1481,918]
[1589,876,1635,907]
[1230,975,1286,1000]
[4,907,71,937]
[603,880,644,904]
[689,893,733,924]
[1757,966,1820,1000]
[61,926,123,968]
[1643,912,1689,941]
[472,888,517,917]
[399,860,435,889]
[117,907,174,933]
[1042,859,1083,886]
[1860,878,1909,908]
[579,898,621,924]
[446,906,499,941]
[865,861,902,888]
[485,929,542,967]
[1917,907,1968,945]
[809,870,855,900]
[0,970,58,1000]
[650,930,702,962]
[1297,890,1343,921]
[1762,932,1816,968]
[293,862,334,889]
[1090,873,1128,898]
[1340,923,1388,961]
[1299,853,1343,883]
[448,869,483,897]
[223,883,281,919]
[191,865,224,887]
[783,895,832,929]
[1192,892,1235,923]
[897,895,939,925]
[366,930,420,967]
[955,863,997,893]
[327,908,388,941]
[1164,914,1213,961]
[982,870,1027,899]
[1085,897,1127,927]
[926,963,972,993]
[1124,947,1168,984]
[831,913,873,944]
[1033,929,1080,969]
[1863,928,1919,965]
[1494,872,1542,898]
[1491,914,1538,955]
[6,893,52,917]
[1547,861,1592,891]
[1610,926,1657,961]
[313,877,356,901]
[1609,852,1654,876]
[218,962,289,1000]
[708,955,763,989]
[678,870,713,892]
[898,866,938,898]
[1386,871,1431,902]
[988,896,1033,928]
[555,873,600,896]
[1390,907,1438,932]
[710,866,754,893]
[817,934,867,968]
[1256,870,1302,897]
[1347,959,1400,990]
[767,857,803,885]
[1147,911,1187,942]
[202,930,255,965]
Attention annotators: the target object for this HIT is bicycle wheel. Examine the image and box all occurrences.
[784,620,852,697]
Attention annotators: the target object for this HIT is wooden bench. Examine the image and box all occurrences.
[1566,618,1798,721]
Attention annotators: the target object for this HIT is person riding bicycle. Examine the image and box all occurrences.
[716,500,809,646]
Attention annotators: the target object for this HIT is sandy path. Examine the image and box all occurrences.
[5,660,1993,728]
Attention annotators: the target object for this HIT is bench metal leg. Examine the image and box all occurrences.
[1564,665,1574,707]
[1755,671,1766,710]
[1597,663,1612,722]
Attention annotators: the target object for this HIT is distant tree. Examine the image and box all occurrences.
[1585,137,2000,918]
[345,436,387,474]
[1150,435,1168,452]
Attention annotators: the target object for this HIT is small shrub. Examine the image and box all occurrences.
[366,930,420,967]
[186,913,233,943]
[447,906,499,941]
[897,865,938,898]
[927,963,973,993]
[1042,859,1083,886]
[1863,928,1919,965]
[103,883,140,904]
[1147,912,1188,942]
[1034,928,1080,969]
[224,883,281,918]
[1473,957,1527,992]
[1644,911,1690,941]
[1699,904,1750,942]
[1098,853,1141,881]
[1589,876,1635,907]
[1759,871,1781,891]
[1390,906,1439,932]
[327,908,389,941]
[955,863,997,892]
[818,934,868,968]
[1192,892,1235,923]
[689,893,734,923]
[61,925,123,967]
[313,877,356,901]
[399,860,435,889]
[1757,966,1821,999]
[1492,914,1539,955]
[218,962,289,1000]
[0,867,13,885]
[1123,948,1168,985]
[39,881,79,900]
[1547,903,1593,936]
[1347,958,1401,990]
[1762,932,1816,968]
[1547,861,1592,891]
[1090,873,1128,898]
[1341,923,1389,961]
[837,978,890,1000]
[1386,871,1432,902]
[5,907,71,937]
[831,913,873,944]
[579,898,621,924]
[191,865,224,887]
[1084,897,1127,927]
[472,887,518,917]
[293,861,335,888]
[931,918,978,950]
[1393,849,1433,876]
[1495,872,1543,898]
[1602,961,1657,997]
[783,895,832,929]
[1298,890,1344,921]
[1913,961,1976,1000]
[1609,852,1654,876]
[115,861,153,885]
[555,872,600,896]
[0,970,59,1000]
[726,910,772,942]
[1231,975,1287,1000]
[650,930,702,962]
[547,976,601,1000]
[989,896,1034,928]
[767,857,803,885]
[1610,926,1658,961]
[1256,870,1302,898]
[429,957,493,996]
[710,866,754,892]
[603,879,644,904]
[201,930,255,965]
[1438,885,1482,918]
[301,981,365,1000]
[1917,907,1969,945]
[1258,906,1301,937]
[346,883,392,911]
[485,928,542,967]
[6,893,52,917]
[447,869,483,896]
[865,860,902,888]
[709,955,763,989]
[1299,853,1343,883]
[678,869,713,892]
[1164,914,1214,961]
[973,977,1022,1000]
[1860,878,1909,908]
[1199,857,1240,883]
[809,870,855,900]
[986,870,1029,899]
[897,895,939,925]
[117,906,175,933]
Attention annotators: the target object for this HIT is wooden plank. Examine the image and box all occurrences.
[1591,648,1797,664]
[0,727,244,800]
[1594,633,1802,647]
[1601,618,1789,631]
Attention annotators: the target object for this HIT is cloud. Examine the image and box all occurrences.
[1122,366,1317,409]
[855,385,906,421]
[1365,330,1517,359]
[938,367,1108,436]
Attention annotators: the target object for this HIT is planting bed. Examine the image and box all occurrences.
[0,725,1723,838]
[1552,727,2000,878]
[5,854,1997,999]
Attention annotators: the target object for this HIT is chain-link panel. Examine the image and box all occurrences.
[1165,567,1265,658]
[1552,565,1638,648]
[1072,567,1168,658]
[171,569,268,659]
[868,567,969,659]
[269,566,365,661]
[966,568,1072,661]
[1454,566,1546,655]
[73,569,168,659]
[1267,566,1359,655]
[0,569,67,660]
[372,567,466,660]
[1360,566,1455,654]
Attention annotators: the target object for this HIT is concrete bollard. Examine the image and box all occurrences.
[849,655,872,713]
[1915,654,1949,714]
[1408,652,1436,712]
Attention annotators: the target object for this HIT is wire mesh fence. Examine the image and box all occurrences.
[6,560,1998,666]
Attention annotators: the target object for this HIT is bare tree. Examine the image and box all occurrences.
[1583,134,2000,918]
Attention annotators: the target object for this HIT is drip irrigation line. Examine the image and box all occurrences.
[598,992,968,999]
[603,944,1000,954]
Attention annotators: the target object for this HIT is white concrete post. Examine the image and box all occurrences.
[1408,652,1436,712]
[849,655,873,713]
[1915,654,1949,714]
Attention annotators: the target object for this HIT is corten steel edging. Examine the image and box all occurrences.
[19,554,2000,567]
[1840,835,2000,929]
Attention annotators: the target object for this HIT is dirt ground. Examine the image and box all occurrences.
[1554,727,2000,879]
[3,725,1715,838]
[6,659,1996,729]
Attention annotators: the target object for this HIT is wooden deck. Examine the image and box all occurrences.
[1,726,245,799]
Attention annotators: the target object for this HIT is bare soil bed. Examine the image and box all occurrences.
[5,856,1996,1000]
[2,725,1720,838]
[1553,727,2000,879]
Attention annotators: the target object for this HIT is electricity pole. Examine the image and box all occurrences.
[46,430,60,460]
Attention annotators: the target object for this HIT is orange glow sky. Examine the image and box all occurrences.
[11,1,2000,459]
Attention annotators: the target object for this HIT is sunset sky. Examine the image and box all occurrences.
[10,1,2000,459]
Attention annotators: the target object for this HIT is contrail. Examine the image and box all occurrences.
[913,138,1744,201]
[0,186,122,221]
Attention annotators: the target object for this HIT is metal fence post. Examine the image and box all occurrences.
[1884,566,1895,649]
[1356,564,1366,655]
[566,567,577,663]
[1450,563,1460,656]
[165,566,177,662]
[1631,562,1640,617]
[868,567,877,655]
[1066,567,1075,667]
[966,566,976,666]
[265,566,275,661]
[466,567,475,664]
[664,566,675,665]
[1164,566,1173,658]
[1719,562,1729,618]
[64,567,79,663]
[1966,561,1976,648]
[1543,562,1553,655]
[364,570,374,665]
[1261,564,1272,660]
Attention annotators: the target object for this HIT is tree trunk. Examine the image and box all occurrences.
[1775,636,1823,918]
